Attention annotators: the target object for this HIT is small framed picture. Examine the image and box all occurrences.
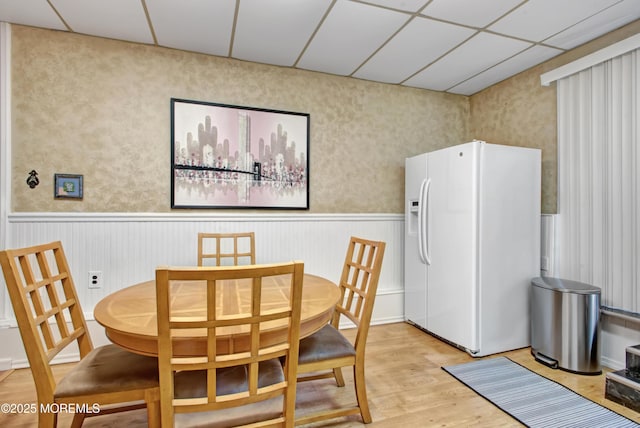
[54,174,83,199]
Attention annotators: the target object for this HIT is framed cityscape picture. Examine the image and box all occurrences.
[171,98,310,209]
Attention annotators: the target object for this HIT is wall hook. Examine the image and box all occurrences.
[26,170,39,189]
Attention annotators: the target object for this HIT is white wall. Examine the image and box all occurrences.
[602,317,640,370]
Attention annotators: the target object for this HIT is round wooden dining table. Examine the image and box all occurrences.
[93,273,340,357]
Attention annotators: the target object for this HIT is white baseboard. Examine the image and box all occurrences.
[0,358,12,371]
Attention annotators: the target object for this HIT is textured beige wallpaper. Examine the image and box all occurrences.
[12,21,638,214]
[470,19,640,214]
[10,26,469,213]
[469,67,557,214]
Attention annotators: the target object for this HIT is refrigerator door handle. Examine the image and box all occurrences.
[418,178,432,265]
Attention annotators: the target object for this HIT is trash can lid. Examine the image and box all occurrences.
[531,277,601,294]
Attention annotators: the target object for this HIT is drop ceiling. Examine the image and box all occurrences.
[1,0,639,95]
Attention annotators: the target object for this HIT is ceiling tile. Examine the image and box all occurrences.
[544,0,640,49]
[0,0,66,31]
[297,0,409,76]
[353,17,475,84]
[51,0,153,44]
[422,0,524,28]
[362,0,430,13]
[147,0,235,56]
[448,45,563,95]
[488,0,620,42]
[404,32,531,91]
[233,0,331,66]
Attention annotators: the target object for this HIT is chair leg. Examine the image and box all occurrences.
[283,387,296,428]
[38,409,57,428]
[146,388,161,428]
[70,413,86,428]
[332,367,346,387]
[353,363,372,423]
[146,402,161,428]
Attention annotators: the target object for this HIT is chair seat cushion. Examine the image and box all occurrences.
[174,397,282,428]
[298,324,356,365]
[55,344,158,399]
[172,359,285,427]
[173,358,284,398]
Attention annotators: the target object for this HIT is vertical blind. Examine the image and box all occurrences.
[557,47,639,312]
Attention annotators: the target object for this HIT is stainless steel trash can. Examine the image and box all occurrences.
[531,277,601,374]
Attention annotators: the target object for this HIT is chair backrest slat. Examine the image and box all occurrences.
[332,237,385,352]
[156,261,303,427]
[197,232,256,266]
[0,241,94,401]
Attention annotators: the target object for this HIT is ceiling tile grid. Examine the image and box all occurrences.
[233,0,331,66]
[53,0,154,45]
[352,16,476,84]
[404,31,533,92]
[544,0,640,49]
[0,0,638,95]
[296,0,409,75]
[487,0,622,43]
[448,44,563,95]
[146,0,236,56]
[0,0,67,31]
[421,0,525,28]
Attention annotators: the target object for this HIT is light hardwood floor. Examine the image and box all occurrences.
[1,322,638,427]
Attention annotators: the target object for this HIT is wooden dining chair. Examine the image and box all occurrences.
[294,236,385,425]
[155,261,304,428]
[0,241,160,428]
[197,232,256,266]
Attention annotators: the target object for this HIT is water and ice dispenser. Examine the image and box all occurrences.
[407,199,419,234]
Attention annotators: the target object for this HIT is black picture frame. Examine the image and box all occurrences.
[171,98,310,209]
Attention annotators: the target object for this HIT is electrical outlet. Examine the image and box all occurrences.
[88,271,103,289]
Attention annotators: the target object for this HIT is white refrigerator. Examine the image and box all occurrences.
[404,140,541,357]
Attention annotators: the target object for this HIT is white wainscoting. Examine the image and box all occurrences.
[7,212,625,370]
[0,212,404,368]
[540,214,556,277]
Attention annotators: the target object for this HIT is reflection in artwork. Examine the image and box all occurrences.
[171,99,309,209]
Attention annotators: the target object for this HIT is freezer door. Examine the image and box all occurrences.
[426,142,479,351]
[404,154,428,329]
